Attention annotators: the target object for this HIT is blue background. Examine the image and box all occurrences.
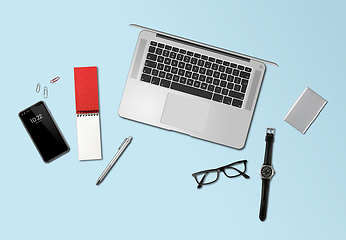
[1,0,345,239]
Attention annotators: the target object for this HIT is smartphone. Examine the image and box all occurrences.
[19,101,70,163]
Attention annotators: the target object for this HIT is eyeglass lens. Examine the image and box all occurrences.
[195,171,219,185]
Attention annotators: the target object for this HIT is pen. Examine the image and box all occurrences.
[96,136,133,185]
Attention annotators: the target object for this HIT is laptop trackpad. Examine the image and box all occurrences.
[161,93,210,133]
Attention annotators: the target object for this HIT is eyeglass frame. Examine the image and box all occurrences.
[192,160,250,189]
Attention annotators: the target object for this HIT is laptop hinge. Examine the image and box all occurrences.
[130,24,278,66]
[156,33,250,63]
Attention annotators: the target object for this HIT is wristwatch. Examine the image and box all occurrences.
[259,128,275,221]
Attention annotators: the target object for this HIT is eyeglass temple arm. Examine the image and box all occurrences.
[197,173,209,188]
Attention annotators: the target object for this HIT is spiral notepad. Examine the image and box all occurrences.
[74,66,102,160]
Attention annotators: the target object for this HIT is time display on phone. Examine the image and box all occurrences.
[29,114,43,124]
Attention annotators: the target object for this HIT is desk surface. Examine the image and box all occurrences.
[1,1,346,239]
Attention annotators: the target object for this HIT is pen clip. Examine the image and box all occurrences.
[119,138,127,150]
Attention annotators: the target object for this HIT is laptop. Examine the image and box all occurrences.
[119,24,278,149]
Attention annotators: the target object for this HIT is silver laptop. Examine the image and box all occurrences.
[119,24,278,149]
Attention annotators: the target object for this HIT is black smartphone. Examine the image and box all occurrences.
[19,101,70,163]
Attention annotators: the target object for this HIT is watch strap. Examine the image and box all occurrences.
[259,179,270,221]
[264,129,274,165]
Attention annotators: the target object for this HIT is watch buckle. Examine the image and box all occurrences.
[266,127,275,135]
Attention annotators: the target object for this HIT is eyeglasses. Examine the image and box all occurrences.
[192,160,250,189]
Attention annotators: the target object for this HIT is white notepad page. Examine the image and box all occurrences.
[76,114,102,160]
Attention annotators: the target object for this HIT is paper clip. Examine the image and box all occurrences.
[50,76,60,84]
[36,83,41,93]
[44,86,48,98]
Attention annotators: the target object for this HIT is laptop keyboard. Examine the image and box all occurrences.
[140,41,252,108]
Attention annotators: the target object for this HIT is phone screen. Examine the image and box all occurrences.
[19,101,70,163]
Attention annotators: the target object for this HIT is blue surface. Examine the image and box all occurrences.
[1,0,346,239]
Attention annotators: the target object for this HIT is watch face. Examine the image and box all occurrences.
[261,165,273,178]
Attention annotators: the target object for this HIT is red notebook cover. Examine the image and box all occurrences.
[74,66,99,114]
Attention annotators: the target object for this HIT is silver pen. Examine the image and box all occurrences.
[96,136,133,185]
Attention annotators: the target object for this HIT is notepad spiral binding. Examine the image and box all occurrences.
[77,110,99,117]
